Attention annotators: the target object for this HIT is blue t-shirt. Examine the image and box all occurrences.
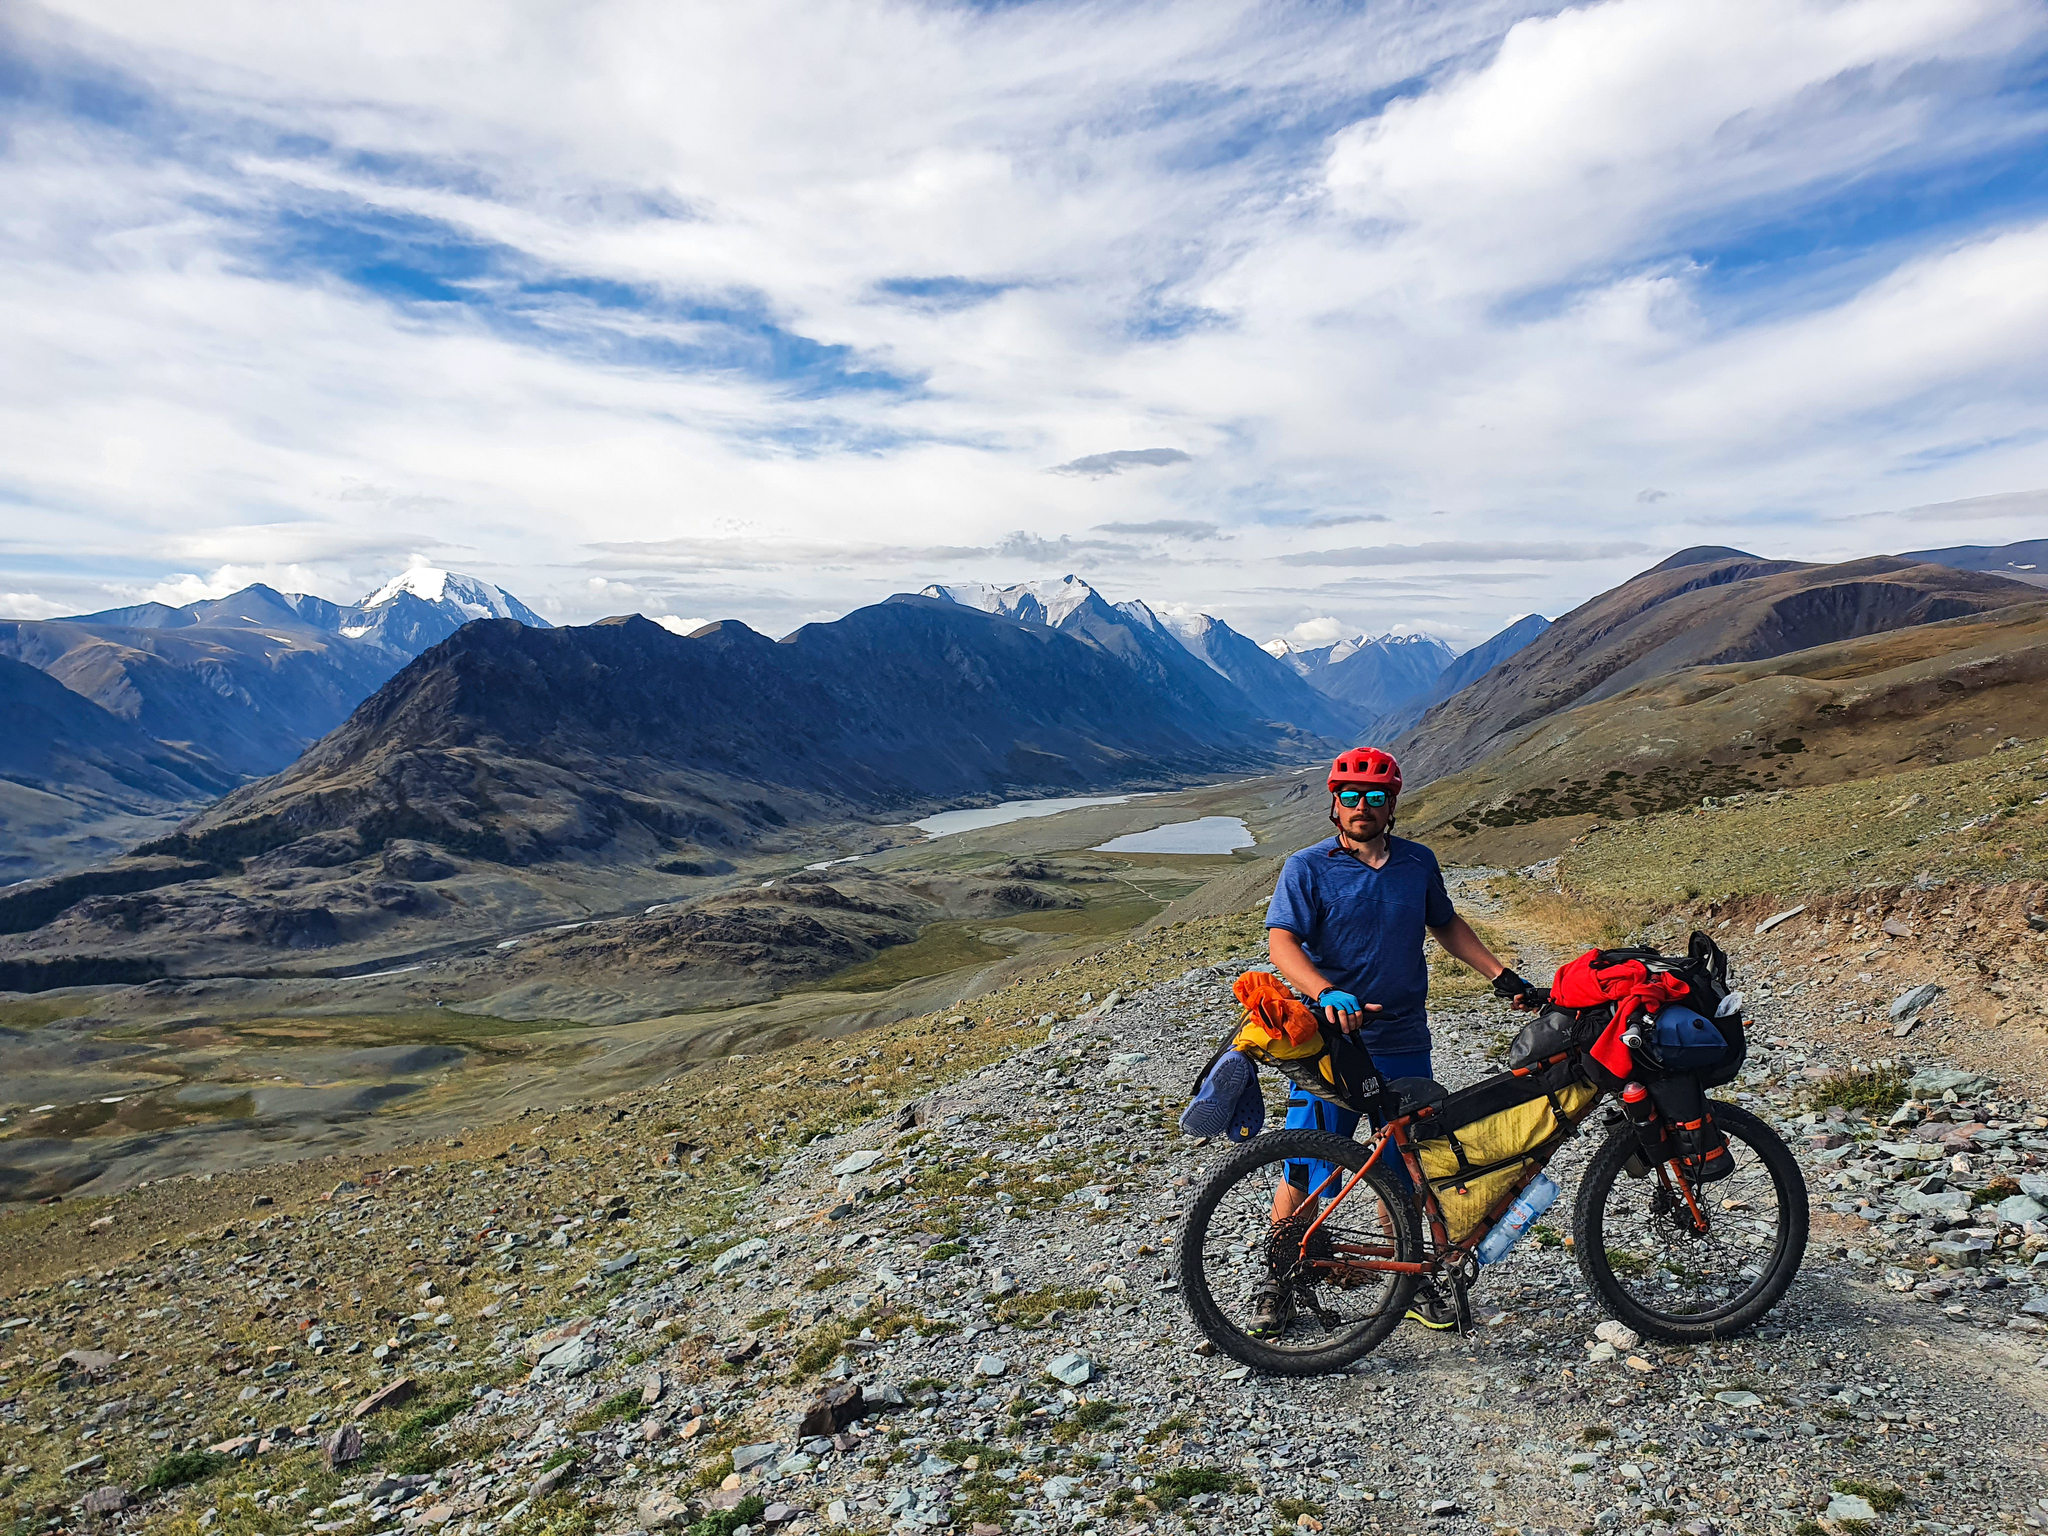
[1264,835,1456,1053]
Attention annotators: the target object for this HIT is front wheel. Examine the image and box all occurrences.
[1176,1128,1423,1376]
[1573,1099,1807,1343]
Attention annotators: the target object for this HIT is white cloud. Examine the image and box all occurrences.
[0,0,2043,649]
[0,592,73,620]
[1283,616,1353,647]
[652,615,710,636]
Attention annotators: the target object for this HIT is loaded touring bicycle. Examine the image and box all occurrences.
[1178,933,1809,1375]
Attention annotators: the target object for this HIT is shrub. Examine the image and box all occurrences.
[139,1451,227,1491]
[686,1494,765,1536]
[1807,1067,1906,1114]
[1150,1467,1250,1502]
[570,1391,644,1433]
[1832,1479,1905,1512]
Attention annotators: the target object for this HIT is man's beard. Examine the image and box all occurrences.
[1329,808,1395,839]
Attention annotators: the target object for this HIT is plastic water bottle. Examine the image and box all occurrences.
[1476,1174,1560,1265]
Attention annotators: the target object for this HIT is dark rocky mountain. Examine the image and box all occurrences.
[1390,547,2043,786]
[157,595,1305,871]
[921,576,1359,739]
[0,657,232,882]
[1273,631,1456,716]
[1367,612,1552,742]
[1902,539,2048,590]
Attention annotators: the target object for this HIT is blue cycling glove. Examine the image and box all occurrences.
[1316,988,1361,1015]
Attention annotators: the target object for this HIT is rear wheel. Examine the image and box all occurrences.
[1573,1099,1807,1342]
[1176,1128,1423,1376]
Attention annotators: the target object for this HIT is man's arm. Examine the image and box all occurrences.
[1428,915,1506,981]
[1268,927,1381,1033]
[1428,916,1542,1008]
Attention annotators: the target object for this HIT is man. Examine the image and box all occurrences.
[1256,747,1539,1333]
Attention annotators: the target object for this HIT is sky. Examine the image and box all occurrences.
[3,0,2047,651]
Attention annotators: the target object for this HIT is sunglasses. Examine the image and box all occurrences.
[1336,788,1390,809]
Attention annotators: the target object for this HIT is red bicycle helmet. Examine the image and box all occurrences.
[1328,748,1402,798]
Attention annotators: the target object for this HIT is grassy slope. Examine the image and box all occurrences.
[1560,737,2048,911]
[1397,600,2048,869]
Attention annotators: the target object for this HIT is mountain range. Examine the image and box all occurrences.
[160,595,1312,874]
[0,570,546,879]
[5,534,2044,941]
[1389,546,2038,786]
[1265,631,1459,717]
[922,577,1367,739]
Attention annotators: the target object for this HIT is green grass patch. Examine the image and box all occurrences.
[1832,1480,1906,1512]
[1272,1495,1326,1531]
[1605,1248,1651,1277]
[801,1266,854,1292]
[1808,1068,1906,1115]
[801,922,1012,994]
[139,1450,229,1491]
[1150,1467,1252,1502]
[923,1241,969,1261]
[1051,1399,1125,1444]
[996,1286,1100,1328]
[685,1494,765,1536]
[791,1304,950,1376]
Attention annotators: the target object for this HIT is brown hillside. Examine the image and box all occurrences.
[1400,598,2048,866]
[1391,548,2040,786]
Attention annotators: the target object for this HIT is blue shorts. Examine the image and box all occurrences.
[1283,1042,1433,1199]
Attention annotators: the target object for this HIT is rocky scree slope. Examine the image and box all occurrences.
[3,899,2045,1536]
[1391,550,2040,789]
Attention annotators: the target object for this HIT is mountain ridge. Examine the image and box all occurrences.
[159,595,1305,872]
[0,570,552,880]
[1389,552,2042,786]
[919,576,1361,739]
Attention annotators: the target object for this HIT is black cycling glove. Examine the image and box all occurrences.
[1491,968,1546,1007]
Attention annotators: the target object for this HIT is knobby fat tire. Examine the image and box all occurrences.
[1176,1128,1424,1377]
[1571,1099,1809,1344]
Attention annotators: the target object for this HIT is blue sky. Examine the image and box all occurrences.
[2,0,2047,648]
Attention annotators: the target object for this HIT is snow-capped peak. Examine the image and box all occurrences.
[367,567,453,607]
[360,568,534,623]
[1114,598,1166,632]
[922,575,1101,628]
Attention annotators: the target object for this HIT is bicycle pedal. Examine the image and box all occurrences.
[1447,1274,1474,1335]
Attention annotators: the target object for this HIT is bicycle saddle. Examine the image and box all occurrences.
[1383,1076,1448,1118]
